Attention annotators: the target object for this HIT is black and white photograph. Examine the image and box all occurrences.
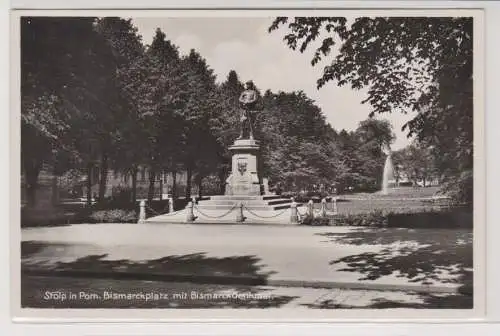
[13,9,484,319]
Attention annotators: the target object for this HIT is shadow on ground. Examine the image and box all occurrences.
[21,241,299,308]
[303,292,473,309]
[316,228,473,294]
[21,275,299,309]
[22,241,276,281]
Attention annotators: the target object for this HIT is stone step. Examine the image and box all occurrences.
[208,195,285,201]
[194,196,211,201]
[267,198,294,205]
[263,195,288,200]
[194,203,292,211]
[273,204,295,210]
[197,198,292,206]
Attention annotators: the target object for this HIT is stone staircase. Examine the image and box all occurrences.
[195,195,295,211]
[144,194,303,225]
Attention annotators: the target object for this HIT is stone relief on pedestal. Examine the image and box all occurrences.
[237,161,247,176]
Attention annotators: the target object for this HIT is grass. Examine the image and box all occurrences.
[316,186,456,215]
[343,186,441,199]
[328,199,452,215]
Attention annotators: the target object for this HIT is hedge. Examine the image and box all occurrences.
[301,208,472,229]
[88,209,137,223]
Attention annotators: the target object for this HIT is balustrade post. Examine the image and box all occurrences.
[186,201,195,222]
[320,198,327,217]
[290,198,299,224]
[236,202,245,222]
[308,199,314,218]
[168,196,174,213]
[138,200,146,223]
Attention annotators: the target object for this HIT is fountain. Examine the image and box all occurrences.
[381,150,395,195]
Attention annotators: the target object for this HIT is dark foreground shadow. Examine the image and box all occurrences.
[21,241,297,308]
[21,241,277,281]
[21,275,299,309]
[303,292,473,309]
[316,228,473,293]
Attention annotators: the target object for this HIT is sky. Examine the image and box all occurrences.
[132,17,417,150]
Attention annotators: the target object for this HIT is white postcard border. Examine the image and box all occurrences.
[5,3,496,330]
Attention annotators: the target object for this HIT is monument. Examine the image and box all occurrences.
[145,80,297,224]
[237,80,258,140]
[225,81,263,196]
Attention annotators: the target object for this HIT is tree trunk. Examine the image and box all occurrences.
[86,163,93,207]
[159,170,163,200]
[24,159,41,208]
[196,174,204,198]
[147,169,156,204]
[98,153,108,203]
[131,166,138,203]
[185,165,193,200]
[218,167,227,194]
[171,170,177,199]
[25,182,36,208]
[51,169,59,206]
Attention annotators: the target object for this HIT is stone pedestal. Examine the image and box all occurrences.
[225,139,263,196]
[146,137,299,224]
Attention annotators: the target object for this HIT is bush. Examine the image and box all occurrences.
[89,209,137,223]
[303,208,473,229]
[333,210,388,227]
[281,191,332,203]
[439,170,473,207]
[146,199,171,216]
[398,181,413,187]
[93,198,137,211]
[200,175,223,195]
[110,186,133,203]
[300,215,332,226]
[386,208,472,229]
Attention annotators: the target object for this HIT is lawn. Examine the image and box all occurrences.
[319,186,457,215]
[331,198,451,215]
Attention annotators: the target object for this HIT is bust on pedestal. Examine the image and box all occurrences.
[225,81,263,196]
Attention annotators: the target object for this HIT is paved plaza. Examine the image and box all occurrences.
[22,223,473,296]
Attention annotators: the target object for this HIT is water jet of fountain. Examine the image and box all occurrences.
[381,151,394,195]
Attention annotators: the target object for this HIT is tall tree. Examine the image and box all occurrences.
[269,17,473,203]
[141,28,185,203]
[354,118,395,190]
[211,70,245,193]
[393,140,439,187]
[95,17,146,202]
[257,90,343,191]
[178,49,219,199]
[21,17,116,206]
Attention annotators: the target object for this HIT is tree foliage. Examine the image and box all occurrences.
[269,16,473,203]
[22,17,470,209]
[392,140,439,186]
[21,17,115,205]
